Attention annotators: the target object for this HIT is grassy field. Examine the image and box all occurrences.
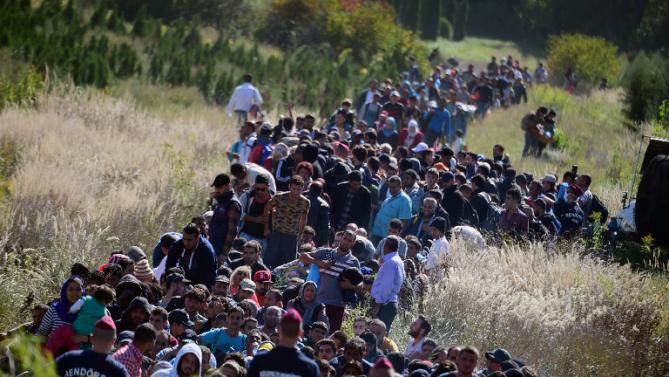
[427,36,543,70]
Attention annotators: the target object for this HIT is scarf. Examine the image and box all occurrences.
[299,281,319,326]
[53,276,83,324]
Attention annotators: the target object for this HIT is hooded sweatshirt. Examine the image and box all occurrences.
[151,343,202,377]
[116,297,151,332]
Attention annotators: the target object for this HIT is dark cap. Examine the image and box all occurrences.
[117,330,134,345]
[282,309,303,325]
[211,173,231,187]
[167,273,190,286]
[168,309,194,327]
[215,275,230,284]
[259,122,273,135]
[179,329,198,344]
[485,348,512,363]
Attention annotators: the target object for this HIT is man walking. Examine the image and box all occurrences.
[371,235,404,332]
[264,175,310,269]
[209,173,241,258]
[227,73,263,125]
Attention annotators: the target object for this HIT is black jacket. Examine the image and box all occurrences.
[442,185,465,226]
[307,192,331,246]
[331,181,371,230]
[471,189,490,224]
[166,237,217,289]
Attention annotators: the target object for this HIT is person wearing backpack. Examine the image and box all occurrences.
[498,188,529,236]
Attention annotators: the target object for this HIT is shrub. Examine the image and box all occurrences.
[547,33,622,88]
[622,51,669,125]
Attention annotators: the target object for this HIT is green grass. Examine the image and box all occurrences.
[465,85,639,214]
[427,36,544,69]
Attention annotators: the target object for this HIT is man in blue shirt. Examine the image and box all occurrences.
[423,97,451,148]
[371,235,405,331]
[198,306,247,363]
[371,176,412,245]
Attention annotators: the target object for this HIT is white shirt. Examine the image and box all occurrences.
[244,162,276,193]
[404,336,426,359]
[239,133,257,164]
[426,236,449,271]
[227,83,263,112]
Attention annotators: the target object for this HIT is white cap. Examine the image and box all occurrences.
[428,100,438,108]
[412,142,429,153]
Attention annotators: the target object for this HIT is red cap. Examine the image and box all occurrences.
[253,270,272,283]
[373,358,393,370]
[282,309,303,325]
[380,110,389,117]
[95,316,116,331]
[335,142,350,152]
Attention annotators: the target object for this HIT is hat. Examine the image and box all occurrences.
[542,174,557,184]
[352,129,363,136]
[387,162,399,171]
[485,348,512,363]
[258,340,274,352]
[240,278,256,292]
[428,100,438,108]
[253,270,272,283]
[380,110,389,117]
[431,217,447,233]
[360,266,373,275]
[568,184,584,197]
[211,173,231,188]
[335,142,349,152]
[433,162,447,171]
[133,259,154,283]
[95,316,116,331]
[179,329,198,344]
[168,309,194,327]
[259,122,273,135]
[342,98,352,105]
[126,246,146,262]
[440,171,455,182]
[373,358,393,370]
[408,119,418,129]
[117,330,134,345]
[379,154,390,164]
[390,90,400,97]
[215,275,230,284]
[167,273,190,286]
[298,129,311,138]
[412,142,429,153]
[282,308,303,325]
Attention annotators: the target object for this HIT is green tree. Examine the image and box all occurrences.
[452,0,468,41]
[547,33,622,87]
[400,0,420,31]
[419,0,441,40]
[622,52,669,124]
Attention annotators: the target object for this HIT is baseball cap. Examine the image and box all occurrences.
[542,174,557,184]
[352,129,363,136]
[95,316,116,331]
[117,330,134,345]
[428,100,438,108]
[412,142,429,153]
[390,90,400,97]
[168,309,194,327]
[126,246,146,262]
[440,171,455,182]
[211,173,231,188]
[485,348,512,363]
[253,270,272,283]
[342,98,352,105]
[167,273,191,286]
[259,122,273,135]
[215,275,230,284]
[240,278,256,292]
[179,329,198,344]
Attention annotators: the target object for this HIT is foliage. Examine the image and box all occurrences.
[0,66,43,110]
[546,33,622,87]
[418,0,440,40]
[451,0,468,41]
[389,239,669,376]
[621,51,669,125]
[1,334,58,376]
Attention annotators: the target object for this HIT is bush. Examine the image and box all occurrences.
[622,51,669,124]
[547,33,622,87]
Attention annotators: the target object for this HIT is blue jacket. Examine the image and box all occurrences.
[424,107,451,135]
[165,237,217,289]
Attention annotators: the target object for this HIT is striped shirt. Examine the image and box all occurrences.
[314,248,360,307]
[36,306,68,337]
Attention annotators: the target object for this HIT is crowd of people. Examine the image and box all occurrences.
[0,57,608,377]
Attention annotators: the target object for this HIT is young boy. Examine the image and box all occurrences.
[353,317,368,337]
[69,285,115,345]
[426,217,450,273]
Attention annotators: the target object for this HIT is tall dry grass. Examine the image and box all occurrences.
[0,87,237,329]
[390,238,669,376]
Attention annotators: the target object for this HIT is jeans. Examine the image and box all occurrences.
[238,232,268,256]
[325,305,345,333]
[424,129,441,148]
[263,230,298,269]
[377,302,399,332]
[234,110,248,125]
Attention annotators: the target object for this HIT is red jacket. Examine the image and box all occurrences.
[397,129,424,150]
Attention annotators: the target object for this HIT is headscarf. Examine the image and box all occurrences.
[298,281,320,326]
[383,117,397,138]
[53,276,84,324]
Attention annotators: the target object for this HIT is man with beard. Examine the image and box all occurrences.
[238,174,273,252]
[300,230,361,332]
[404,315,432,360]
[208,173,242,259]
[165,223,217,289]
[403,197,445,245]
[259,306,282,337]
